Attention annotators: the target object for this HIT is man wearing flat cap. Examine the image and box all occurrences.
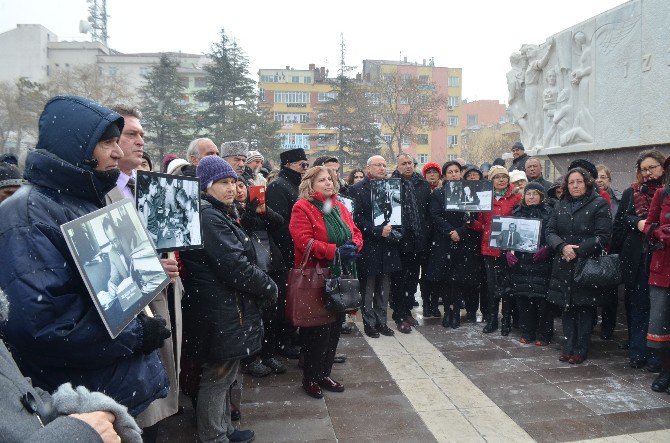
[266,148,309,359]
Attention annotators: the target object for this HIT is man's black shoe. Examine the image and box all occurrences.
[377,324,395,336]
[364,325,380,338]
[277,344,301,359]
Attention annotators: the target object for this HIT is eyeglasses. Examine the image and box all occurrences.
[491,175,508,180]
[640,164,661,174]
[292,161,309,169]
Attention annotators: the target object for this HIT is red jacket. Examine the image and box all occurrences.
[289,194,363,269]
[470,186,522,257]
[644,187,670,288]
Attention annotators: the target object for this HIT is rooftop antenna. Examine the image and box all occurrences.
[87,0,109,46]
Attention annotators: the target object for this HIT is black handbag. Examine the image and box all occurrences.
[324,254,361,313]
[574,253,622,287]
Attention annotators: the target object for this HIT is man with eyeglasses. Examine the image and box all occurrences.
[349,155,402,338]
[266,148,309,359]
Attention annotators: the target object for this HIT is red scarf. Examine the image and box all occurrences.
[632,178,664,217]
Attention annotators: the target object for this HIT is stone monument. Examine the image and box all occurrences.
[507,0,670,189]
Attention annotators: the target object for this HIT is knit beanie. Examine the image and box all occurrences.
[492,158,506,167]
[166,158,190,175]
[220,141,249,158]
[196,155,238,191]
[524,182,545,201]
[509,170,528,183]
[422,162,441,178]
[488,165,509,179]
[0,162,22,189]
[245,150,264,165]
[512,141,525,151]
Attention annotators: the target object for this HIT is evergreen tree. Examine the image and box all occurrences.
[235,102,282,164]
[139,54,194,165]
[315,35,381,164]
[196,29,256,143]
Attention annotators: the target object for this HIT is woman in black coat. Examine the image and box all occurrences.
[425,161,480,328]
[180,156,277,443]
[509,182,553,345]
[546,167,612,364]
[612,150,666,371]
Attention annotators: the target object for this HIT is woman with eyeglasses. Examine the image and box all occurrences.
[612,150,666,375]
[642,154,670,394]
[469,165,522,335]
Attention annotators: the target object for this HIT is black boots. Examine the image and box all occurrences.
[500,314,512,336]
[451,308,461,329]
[441,308,452,328]
[482,313,498,333]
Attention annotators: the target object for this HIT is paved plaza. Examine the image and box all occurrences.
[160,303,670,443]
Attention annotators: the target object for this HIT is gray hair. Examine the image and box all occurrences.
[396,153,413,162]
[186,138,211,161]
[111,104,142,119]
[367,155,384,166]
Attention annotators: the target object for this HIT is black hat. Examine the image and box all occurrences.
[464,165,483,180]
[0,153,18,166]
[0,162,23,189]
[280,148,307,165]
[524,181,545,196]
[313,155,338,166]
[492,157,505,167]
[568,159,598,179]
[512,141,524,151]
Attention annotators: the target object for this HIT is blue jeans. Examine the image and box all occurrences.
[627,259,659,365]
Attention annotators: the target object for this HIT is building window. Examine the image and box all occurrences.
[260,75,278,83]
[416,134,428,144]
[448,116,459,126]
[448,135,458,146]
[418,115,428,126]
[274,91,310,103]
[139,67,149,76]
[399,96,409,105]
[448,76,460,87]
[401,135,411,145]
[467,114,478,126]
[304,76,312,84]
[448,96,459,107]
[259,88,266,102]
[108,67,118,76]
[292,76,300,83]
[179,77,190,87]
[366,93,380,105]
[274,113,309,123]
[382,134,392,145]
[317,92,337,102]
[194,77,208,88]
[448,154,457,161]
[419,75,429,83]
[418,154,428,164]
[280,133,310,150]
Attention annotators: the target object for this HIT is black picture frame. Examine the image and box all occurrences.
[371,178,402,227]
[135,170,203,253]
[61,199,171,338]
[443,180,493,212]
[489,216,542,253]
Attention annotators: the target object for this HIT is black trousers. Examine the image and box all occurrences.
[600,286,618,331]
[300,321,341,382]
[562,306,595,357]
[268,270,297,349]
[483,256,511,318]
[517,296,552,341]
[391,251,421,322]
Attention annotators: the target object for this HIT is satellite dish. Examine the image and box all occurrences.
[79,20,91,34]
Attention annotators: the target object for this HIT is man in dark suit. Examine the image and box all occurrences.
[498,223,522,250]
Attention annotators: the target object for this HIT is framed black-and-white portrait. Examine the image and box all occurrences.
[136,171,202,253]
[61,199,170,338]
[444,180,493,212]
[489,216,541,253]
[371,178,402,226]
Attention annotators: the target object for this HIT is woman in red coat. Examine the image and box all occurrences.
[470,165,522,335]
[289,166,362,399]
[644,156,670,392]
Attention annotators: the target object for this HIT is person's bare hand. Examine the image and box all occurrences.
[450,230,460,242]
[70,411,119,443]
[256,203,267,215]
[160,258,179,282]
[562,244,579,262]
[637,219,646,232]
[381,224,392,237]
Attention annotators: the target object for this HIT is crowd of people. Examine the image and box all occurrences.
[0,95,669,443]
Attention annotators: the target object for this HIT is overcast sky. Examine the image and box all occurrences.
[0,0,626,103]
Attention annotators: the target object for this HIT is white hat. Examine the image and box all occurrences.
[509,170,528,183]
[166,158,190,175]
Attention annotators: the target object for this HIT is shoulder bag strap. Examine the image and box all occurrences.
[299,239,315,270]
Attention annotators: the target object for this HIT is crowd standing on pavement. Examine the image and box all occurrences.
[0,95,669,442]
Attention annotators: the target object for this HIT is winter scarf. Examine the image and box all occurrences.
[632,177,664,217]
[310,194,353,276]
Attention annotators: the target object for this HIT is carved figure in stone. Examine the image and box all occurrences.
[569,31,594,144]
[521,38,555,148]
[506,51,531,145]
[544,88,593,148]
[542,67,560,147]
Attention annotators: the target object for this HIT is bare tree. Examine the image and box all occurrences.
[47,64,135,106]
[0,78,49,154]
[460,122,520,167]
[369,72,447,157]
